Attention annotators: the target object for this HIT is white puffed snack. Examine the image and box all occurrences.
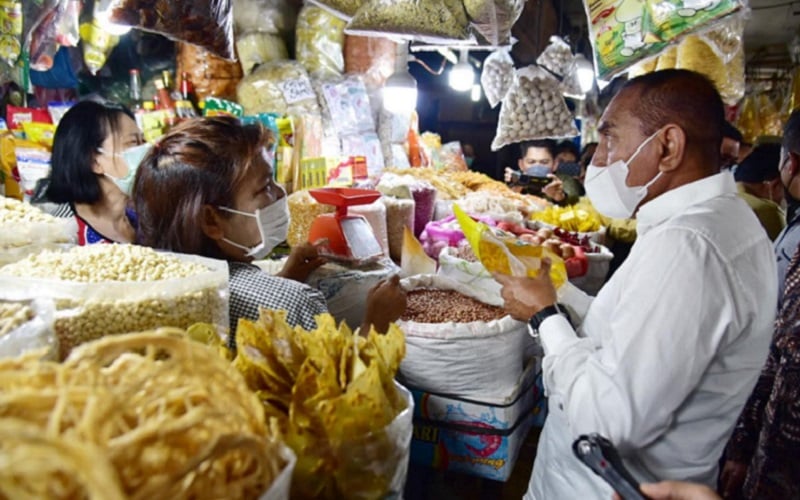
[491,65,579,151]
[236,60,321,116]
[481,48,515,108]
[536,35,573,77]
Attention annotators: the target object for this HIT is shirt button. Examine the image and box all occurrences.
[559,403,564,411]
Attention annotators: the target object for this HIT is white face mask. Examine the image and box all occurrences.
[98,143,150,195]
[584,130,662,219]
[218,196,289,260]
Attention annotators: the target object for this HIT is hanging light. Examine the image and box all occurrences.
[471,83,481,102]
[383,43,418,114]
[449,50,474,92]
[94,6,133,35]
[575,54,595,94]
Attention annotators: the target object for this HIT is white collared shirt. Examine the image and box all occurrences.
[526,172,777,499]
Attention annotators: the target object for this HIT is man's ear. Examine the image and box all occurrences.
[200,205,225,241]
[789,151,800,178]
[658,124,685,173]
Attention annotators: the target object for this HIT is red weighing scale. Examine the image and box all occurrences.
[308,187,384,263]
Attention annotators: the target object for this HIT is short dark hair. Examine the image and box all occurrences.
[785,109,800,157]
[622,69,725,167]
[722,121,743,143]
[733,143,782,183]
[520,139,557,159]
[556,140,580,159]
[134,116,271,259]
[45,100,135,204]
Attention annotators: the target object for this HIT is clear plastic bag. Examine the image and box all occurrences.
[491,65,579,151]
[258,445,296,500]
[464,0,523,45]
[675,33,744,106]
[481,47,514,108]
[233,0,296,34]
[345,0,471,44]
[0,0,23,66]
[0,298,56,359]
[177,42,244,101]
[96,0,235,60]
[314,75,376,136]
[308,0,362,20]
[237,60,321,116]
[344,35,397,89]
[536,35,573,78]
[296,5,346,78]
[236,32,289,76]
[80,16,120,75]
[560,54,585,99]
[698,13,744,64]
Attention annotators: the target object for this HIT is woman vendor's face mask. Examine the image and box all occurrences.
[218,196,289,260]
[98,143,150,195]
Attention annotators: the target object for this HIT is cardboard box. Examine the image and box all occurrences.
[408,358,543,481]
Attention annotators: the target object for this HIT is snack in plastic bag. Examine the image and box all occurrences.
[536,35,573,77]
[95,0,235,60]
[481,47,515,109]
[344,35,397,89]
[464,0,523,45]
[233,0,296,34]
[235,31,288,76]
[675,32,743,106]
[345,0,471,44]
[0,298,56,359]
[237,60,321,116]
[177,42,243,101]
[202,97,244,117]
[0,0,22,66]
[80,18,119,75]
[309,0,362,20]
[736,94,759,144]
[297,5,346,77]
[655,45,678,70]
[454,205,568,286]
[560,54,586,99]
[491,66,578,151]
[698,13,744,64]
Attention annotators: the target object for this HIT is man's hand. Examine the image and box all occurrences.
[542,174,566,202]
[719,460,748,499]
[504,167,516,183]
[278,241,327,282]
[493,259,557,321]
[613,481,721,500]
[361,275,407,335]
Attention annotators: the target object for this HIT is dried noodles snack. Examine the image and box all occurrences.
[464,0,523,45]
[345,0,470,44]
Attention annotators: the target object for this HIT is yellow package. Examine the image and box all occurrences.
[1,132,23,199]
[21,122,56,147]
[454,205,567,287]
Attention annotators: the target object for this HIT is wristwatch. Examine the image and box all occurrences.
[528,303,571,338]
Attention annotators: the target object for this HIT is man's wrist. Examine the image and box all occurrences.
[527,303,572,337]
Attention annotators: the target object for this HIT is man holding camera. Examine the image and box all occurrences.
[504,139,583,205]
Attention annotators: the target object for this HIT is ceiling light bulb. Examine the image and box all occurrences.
[383,71,418,113]
[449,50,474,92]
[95,8,133,35]
[471,84,481,102]
[575,55,595,93]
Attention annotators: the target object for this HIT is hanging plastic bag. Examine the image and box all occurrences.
[345,0,470,44]
[0,0,23,66]
[296,5,346,78]
[233,0,296,34]
[560,54,585,99]
[698,13,744,64]
[80,9,120,75]
[675,33,743,106]
[236,32,288,76]
[491,65,578,151]
[481,46,514,108]
[536,35,573,78]
[95,0,235,60]
[177,42,243,101]
[237,60,320,116]
[736,94,760,144]
[464,0,523,46]
[309,0,361,20]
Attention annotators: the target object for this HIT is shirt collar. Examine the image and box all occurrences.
[636,171,737,235]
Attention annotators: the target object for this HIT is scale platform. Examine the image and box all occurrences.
[308,188,384,264]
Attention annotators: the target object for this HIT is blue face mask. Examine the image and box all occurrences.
[465,157,474,168]
[98,143,151,195]
[523,165,552,178]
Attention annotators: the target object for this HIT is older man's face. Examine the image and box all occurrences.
[592,88,659,187]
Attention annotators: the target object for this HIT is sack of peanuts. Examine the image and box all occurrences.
[0,245,229,360]
[0,298,56,359]
[397,274,537,402]
[0,197,77,266]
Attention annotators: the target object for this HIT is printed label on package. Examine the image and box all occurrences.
[278,78,315,105]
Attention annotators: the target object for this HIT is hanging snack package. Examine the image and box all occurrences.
[345,0,471,44]
[296,5,346,78]
[237,60,320,116]
[464,0,523,45]
[233,0,296,35]
[736,94,759,144]
[481,47,514,108]
[454,205,567,287]
[236,31,288,76]
[80,18,119,75]
[309,0,361,20]
[94,0,235,60]
[491,65,578,151]
[344,35,396,89]
[536,35,573,78]
[675,32,744,106]
[584,0,744,80]
[0,0,22,66]
[654,45,678,71]
[177,42,243,102]
[28,4,59,72]
[560,54,585,99]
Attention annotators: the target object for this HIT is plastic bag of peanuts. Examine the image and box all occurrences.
[0,245,229,360]
[481,47,514,109]
[491,65,578,151]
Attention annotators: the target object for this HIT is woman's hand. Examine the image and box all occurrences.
[504,167,515,183]
[542,174,565,202]
[613,481,721,500]
[361,275,407,335]
[278,242,327,282]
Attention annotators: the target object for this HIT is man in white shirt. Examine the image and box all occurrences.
[494,69,777,499]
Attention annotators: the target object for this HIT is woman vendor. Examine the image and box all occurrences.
[133,116,406,335]
[45,100,148,244]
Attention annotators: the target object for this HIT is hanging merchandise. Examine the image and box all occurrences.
[309,0,362,20]
[345,0,471,44]
[236,32,288,76]
[783,68,800,123]
[491,65,578,151]
[79,17,119,75]
[95,0,235,60]
[0,0,22,66]
[237,60,320,116]
[177,42,243,102]
[344,35,396,91]
[463,0,523,46]
[736,94,760,144]
[757,93,783,137]
[675,33,744,106]
[584,0,745,80]
[232,0,296,35]
[536,36,573,78]
[296,5,346,78]
[654,45,678,71]
[627,56,658,78]
[561,55,585,99]
[481,46,514,108]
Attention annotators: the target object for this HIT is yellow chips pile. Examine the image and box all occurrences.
[0,330,286,499]
[530,200,603,233]
[233,310,408,499]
